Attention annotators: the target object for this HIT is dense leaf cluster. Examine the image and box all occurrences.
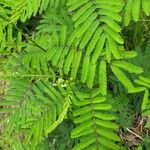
[0,0,150,149]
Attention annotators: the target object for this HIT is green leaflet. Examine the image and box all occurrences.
[91,33,106,64]
[52,47,64,66]
[76,88,100,98]
[132,0,141,22]
[75,90,90,99]
[96,2,122,13]
[86,63,96,88]
[74,6,95,27]
[107,36,121,59]
[76,12,97,38]
[95,0,122,6]
[68,0,89,12]
[81,55,90,83]
[73,106,93,116]
[67,28,79,46]
[76,129,96,138]
[103,25,124,44]
[74,36,82,47]
[128,87,146,93]
[95,119,119,130]
[99,60,107,96]
[79,20,100,49]
[91,96,106,103]
[72,1,93,21]
[53,29,59,45]
[17,31,22,52]
[101,16,122,32]
[73,96,106,107]
[142,0,150,16]
[93,104,112,110]
[98,137,120,150]
[86,27,102,55]
[97,128,120,141]
[87,145,107,150]
[71,50,82,79]
[145,120,150,128]
[67,0,78,6]
[40,53,48,72]
[142,89,149,110]
[121,50,137,58]
[71,120,94,137]
[32,0,40,16]
[74,113,93,123]
[47,46,57,60]
[58,47,69,69]
[26,0,32,19]
[112,60,143,74]
[111,65,134,90]
[54,0,60,8]
[106,41,112,63]
[94,112,116,120]
[98,9,122,22]
[134,79,150,88]
[40,0,49,13]
[143,102,150,117]
[7,24,13,43]
[60,25,67,46]
[73,137,96,150]
[124,0,133,26]
[64,47,74,74]
[139,76,150,84]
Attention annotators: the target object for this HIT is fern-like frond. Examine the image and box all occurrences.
[10,0,65,23]
[63,0,126,88]
[99,60,107,96]
[71,89,120,150]
[67,0,124,55]
[0,78,71,147]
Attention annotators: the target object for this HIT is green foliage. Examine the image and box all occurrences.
[71,89,120,150]
[0,0,150,149]
[124,0,150,26]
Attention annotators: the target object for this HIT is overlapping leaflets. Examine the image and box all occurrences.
[0,0,150,149]
[124,0,150,26]
[71,90,120,150]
